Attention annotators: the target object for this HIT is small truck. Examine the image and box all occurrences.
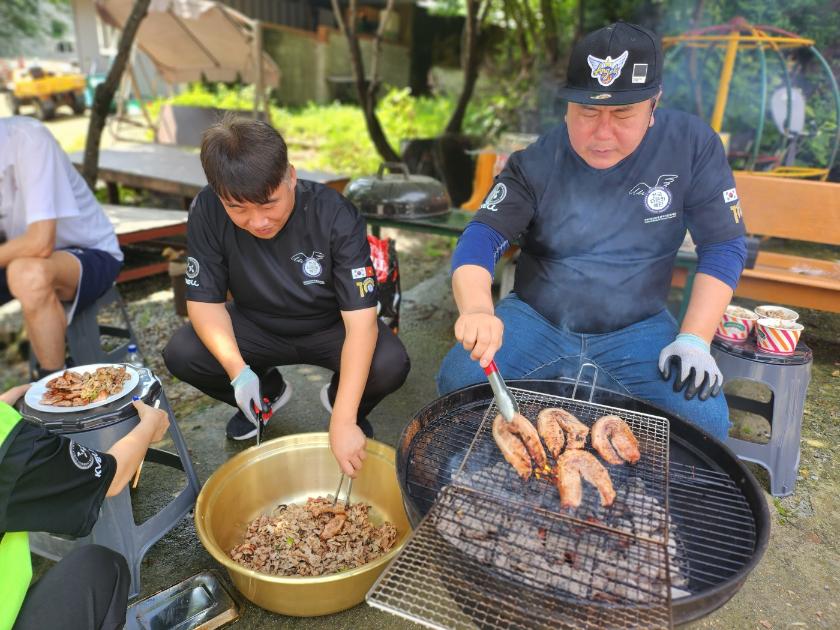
[5,66,86,120]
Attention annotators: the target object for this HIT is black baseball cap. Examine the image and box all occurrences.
[558,22,662,106]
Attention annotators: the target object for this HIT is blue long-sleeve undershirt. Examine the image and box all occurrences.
[450,222,510,276]
[695,235,747,290]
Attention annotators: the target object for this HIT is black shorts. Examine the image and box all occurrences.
[0,248,122,318]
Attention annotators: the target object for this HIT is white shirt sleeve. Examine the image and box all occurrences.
[15,124,80,225]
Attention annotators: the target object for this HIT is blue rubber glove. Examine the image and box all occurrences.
[658,333,723,401]
[231,366,261,426]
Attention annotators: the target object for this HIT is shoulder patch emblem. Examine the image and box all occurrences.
[480,183,507,212]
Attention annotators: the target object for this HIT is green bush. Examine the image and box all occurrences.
[149,83,499,178]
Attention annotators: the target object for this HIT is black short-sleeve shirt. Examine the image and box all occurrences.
[0,414,116,537]
[473,108,746,333]
[185,180,378,335]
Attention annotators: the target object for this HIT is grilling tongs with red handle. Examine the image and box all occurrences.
[484,360,519,422]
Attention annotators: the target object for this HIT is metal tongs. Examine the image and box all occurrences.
[332,473,353,508]
[484,360,519,422]
[251,396,272,446]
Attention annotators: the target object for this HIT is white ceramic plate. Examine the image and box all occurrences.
[25,363,140,413]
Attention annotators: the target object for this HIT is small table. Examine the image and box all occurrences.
[71,144,349,207]
[364,209,475,238]
[104,205,188,283]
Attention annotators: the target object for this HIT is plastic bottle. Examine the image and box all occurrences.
[126,343,143,369]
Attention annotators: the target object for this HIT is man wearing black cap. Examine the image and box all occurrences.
[436,22,747,440]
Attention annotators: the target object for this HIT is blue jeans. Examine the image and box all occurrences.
[437,294,730,440]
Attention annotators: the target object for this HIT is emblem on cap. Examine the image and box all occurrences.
[587,50,629,87]
[590,93,612,100]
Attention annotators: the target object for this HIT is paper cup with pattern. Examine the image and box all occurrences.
[754,305,799,322]
[756,318,803,354]
[715,305,759,343]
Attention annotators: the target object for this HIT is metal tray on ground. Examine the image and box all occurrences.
[124,571,239,630]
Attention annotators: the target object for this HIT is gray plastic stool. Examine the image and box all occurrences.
[68,284,139,364]
[712,337,812,497]
[22,370,201,598]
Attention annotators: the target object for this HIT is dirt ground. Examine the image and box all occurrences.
[0,112,837,628]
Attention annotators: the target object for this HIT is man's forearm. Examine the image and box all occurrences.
[105,418,157,497]
[332,312,378,424]
[186,301,245,379]
[453,264,494,316]
[0,230,54,268]
[679,272,734,343]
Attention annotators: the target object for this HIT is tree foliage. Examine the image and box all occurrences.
[0,0,42,55]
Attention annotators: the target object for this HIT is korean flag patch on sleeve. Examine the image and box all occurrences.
[351,267,367,279]
[722,188,738,203]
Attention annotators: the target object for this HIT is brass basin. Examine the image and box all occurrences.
[194,433,411,616]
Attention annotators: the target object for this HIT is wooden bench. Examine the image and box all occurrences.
[104,205,188,283]
[672,173,840,313]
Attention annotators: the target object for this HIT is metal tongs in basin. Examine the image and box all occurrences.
[484,360,519,422]
[251,396,272,446]
[332,473,353,508]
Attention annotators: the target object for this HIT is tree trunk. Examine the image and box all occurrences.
[575,0,586,43]
[444,0,489,135]
[330,0,400,163]
[539,0,559,66]
[82,0,151,191]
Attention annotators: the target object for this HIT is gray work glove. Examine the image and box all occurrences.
[231,365,261,426]
[658,334,723,401]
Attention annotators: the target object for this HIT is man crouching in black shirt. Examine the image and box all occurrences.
[163,117,410,477]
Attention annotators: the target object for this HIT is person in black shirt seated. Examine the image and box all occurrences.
[163,117,410,477]
[0,384,170,630]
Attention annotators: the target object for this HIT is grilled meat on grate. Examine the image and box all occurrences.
[591,415,641,465]
[556,450,616,508]
[492,413,548,479]
[540,407,590,450]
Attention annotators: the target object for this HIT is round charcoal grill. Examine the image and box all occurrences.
[391,379,770,626]
[345,162,451,220]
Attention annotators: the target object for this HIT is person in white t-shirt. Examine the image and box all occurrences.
[0,116,123,376]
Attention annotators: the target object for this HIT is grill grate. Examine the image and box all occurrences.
[369,486,672,630]
[371,383,677,629]
[397,396,759,605]
[457,387,671,544]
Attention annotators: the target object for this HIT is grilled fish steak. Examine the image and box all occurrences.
[539,407,589,449]
[492,412,547,479]
[556,449,616,508]
[591,415,641,465]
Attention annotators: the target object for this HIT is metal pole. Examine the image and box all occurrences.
[810,46,840,180]
[748,34,768,171]
[253,20,263,119]
[710,30,740,133]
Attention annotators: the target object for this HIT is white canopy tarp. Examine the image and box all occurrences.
[96,0,280,87]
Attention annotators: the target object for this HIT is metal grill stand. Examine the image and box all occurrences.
[369,366,676,629]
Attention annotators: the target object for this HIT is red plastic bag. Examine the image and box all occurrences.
[367,235,401,333]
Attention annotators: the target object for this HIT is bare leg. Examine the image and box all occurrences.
[7,251,81,371]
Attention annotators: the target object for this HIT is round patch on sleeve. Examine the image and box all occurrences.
[186,257,200,279]
[481,183,508,211]
[69,440,94,470]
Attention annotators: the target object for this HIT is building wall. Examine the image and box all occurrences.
[263,25,409,107]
